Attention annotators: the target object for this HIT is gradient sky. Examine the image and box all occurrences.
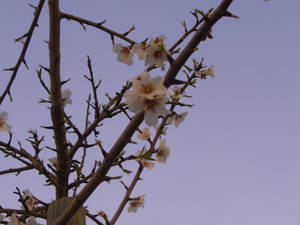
[0,1,299,225]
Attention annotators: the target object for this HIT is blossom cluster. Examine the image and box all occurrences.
[0,213,42,225]
[113,35,169,69]
[124,71,169,126]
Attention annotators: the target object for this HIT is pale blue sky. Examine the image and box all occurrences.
[1,1,299,225]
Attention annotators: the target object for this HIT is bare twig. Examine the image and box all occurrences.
[110,165,143,225]
[0,0,46,104]
[86,56,101,119]
[60,12,135,45]
[86,212,105,225]
[0,166,34,176]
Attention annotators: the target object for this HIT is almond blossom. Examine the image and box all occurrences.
[132,42,149,60]
[26,217,43,225]
[137,127,151,140]
[0,112,11,132]
[7,213,24,225]
[135,151,155,170]
[112,43,133,65]
[124,72,169,126]
[195,65,215,79]
[48,89,72,107]
[128,194,145,213]
[168,85,184,100]
[61,88,72,106]
[139,158,155,169]
[132,72,166,100]
[125,91,169,126]
[145,35,169,68]
[156,139,170,163]
[168,112,188,128]
[22,189,37,211]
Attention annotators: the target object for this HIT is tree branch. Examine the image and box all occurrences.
[110,165,143,225]
[0,166,34,176]
[0,0,46,105]
[60,12,135,45]
[48,0,69,198]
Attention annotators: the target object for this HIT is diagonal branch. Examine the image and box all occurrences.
[0,0,46,105]
[110,165,143,225]
[164,0,233,87]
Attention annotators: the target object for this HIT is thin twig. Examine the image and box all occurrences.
[0,166,34,176]
[86,212,105,225]
[0,0,46,104]
[110,165,143,225]
[60,12,135,45]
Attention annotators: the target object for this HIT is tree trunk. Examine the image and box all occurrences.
[47,197,86,225]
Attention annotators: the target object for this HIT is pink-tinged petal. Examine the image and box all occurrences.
[124,91,144,113]
[144,110,159,126]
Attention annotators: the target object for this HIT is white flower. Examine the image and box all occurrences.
[135,151,155,170]
[168,85,184,100]
[48,157,57,167]
[132,72,166,100]
[124,72,169,127]
[22,189,37,211]
[0,112,11,132]
[61,88,72,106]
[128,194,145,213]
[149,35,167,47]
[137,127,151,140]
[7,213,23,225]
[168,112,188,128]
[195,65,215,79]
[140,158,155,169]
[0,213,4,222]
[132,42,149,60]
[145,35,169,68]
[112,43,133,65]
[26,216,43,225]
[145,45,168,68]
[156,139,170,163]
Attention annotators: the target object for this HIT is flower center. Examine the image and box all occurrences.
[154,50,163,59]
[143,83,153,94]
[121,47,130,55]
[144,99,157,112]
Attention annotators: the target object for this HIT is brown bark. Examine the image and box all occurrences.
[49,0,69,198]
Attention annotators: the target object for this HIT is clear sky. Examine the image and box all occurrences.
[0,1,299,225]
